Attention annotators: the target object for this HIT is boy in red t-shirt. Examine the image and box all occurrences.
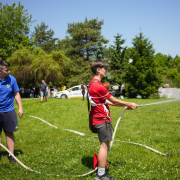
[89,60,137,180]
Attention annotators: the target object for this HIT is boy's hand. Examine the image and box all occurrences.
[18,108,23,118]
[127,103,138,110]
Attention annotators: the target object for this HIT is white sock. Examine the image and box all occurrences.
[98,167,105,176]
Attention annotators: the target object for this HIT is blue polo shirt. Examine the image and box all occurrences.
[0,75,19,112]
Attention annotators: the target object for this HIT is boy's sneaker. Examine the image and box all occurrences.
[94,172,115,180]
[8,155,16,163]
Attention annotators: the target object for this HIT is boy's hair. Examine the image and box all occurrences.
[0,57,10,70]
[102,82,110,91]
[91,60,109,75]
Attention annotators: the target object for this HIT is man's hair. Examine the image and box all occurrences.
[91,60,109,75]
[0,57,10,70]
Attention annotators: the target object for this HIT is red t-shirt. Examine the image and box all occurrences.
[89,78,112,125]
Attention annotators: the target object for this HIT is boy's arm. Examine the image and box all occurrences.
[107,96,137,109]
[14,92,23,118]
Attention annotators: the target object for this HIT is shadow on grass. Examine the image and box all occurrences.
[81,156,93,169]
[1,149,23,157]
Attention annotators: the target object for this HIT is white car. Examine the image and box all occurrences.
[55,85,87,99]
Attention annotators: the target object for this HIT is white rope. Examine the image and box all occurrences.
[108,107,127,154]
[114,140,170,156]
[29,115,58,129]
[29,115,93,137]
[142,99,178,106]
[0,143,41,174]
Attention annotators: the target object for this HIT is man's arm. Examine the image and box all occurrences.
[14,92,23,118]
[106,96,137,109]
[46,85,48,92]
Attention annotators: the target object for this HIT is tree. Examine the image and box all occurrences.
[124,32,161,98]
[174,55,180,73]
[109,34,127,84]
[31,21,58,53]
[0,2,34,59]
[7,47,71,87]
[90,38,108,60]
[90,38,111,81]
[67,55,92,86]
[66,17,108,60]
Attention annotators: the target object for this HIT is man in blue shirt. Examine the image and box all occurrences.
[40,80,48,102]
[0,58,23,163]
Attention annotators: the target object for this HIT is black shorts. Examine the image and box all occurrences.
[0,110,18,132]
[94,121,112,142]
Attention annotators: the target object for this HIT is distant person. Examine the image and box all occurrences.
[80,82,86,100]
[40,80,48,102]
[121,82,126,98]
[26,88,30,98]
[61,84,66,91]
[0,58,23,163]
[88,60,137,179]
[112,83,119,96]
[30,86,34,98]
[57,85,61,92]
[33,86,36,98]
[20,87,25,98]
[34,86,39,98]
[86,82,89,90]
[49,82,54,98]
[86,82,90,97]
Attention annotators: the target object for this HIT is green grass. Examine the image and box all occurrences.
[0,97,179,180]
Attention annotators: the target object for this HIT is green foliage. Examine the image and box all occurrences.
[154,53,178,83]
[124,32,161,98]
[31,21,59,53]
[66,17,108,60]
[171,74,180,88]
[8,47,71,87]
[174,55,180,73]
[109,34,127,84]
[154,53,168,67]
[0,2,34,59]
[67,56,92,86]
[90,38,108,61]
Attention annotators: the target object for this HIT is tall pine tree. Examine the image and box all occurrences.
[31,21,58,53]
[124,32,161,98]
[109,34,127,84]
[66,17,108,60]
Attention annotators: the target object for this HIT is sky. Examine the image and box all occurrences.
[1,0,180,58]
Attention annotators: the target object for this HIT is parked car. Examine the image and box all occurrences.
[55,85,87,99]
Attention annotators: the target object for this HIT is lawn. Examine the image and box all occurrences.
[0,97,179,180]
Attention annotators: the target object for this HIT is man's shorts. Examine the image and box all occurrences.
[41,91,47,97]
[94,121,112,142]
[50,91,54,96]
[0,110,18,132]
